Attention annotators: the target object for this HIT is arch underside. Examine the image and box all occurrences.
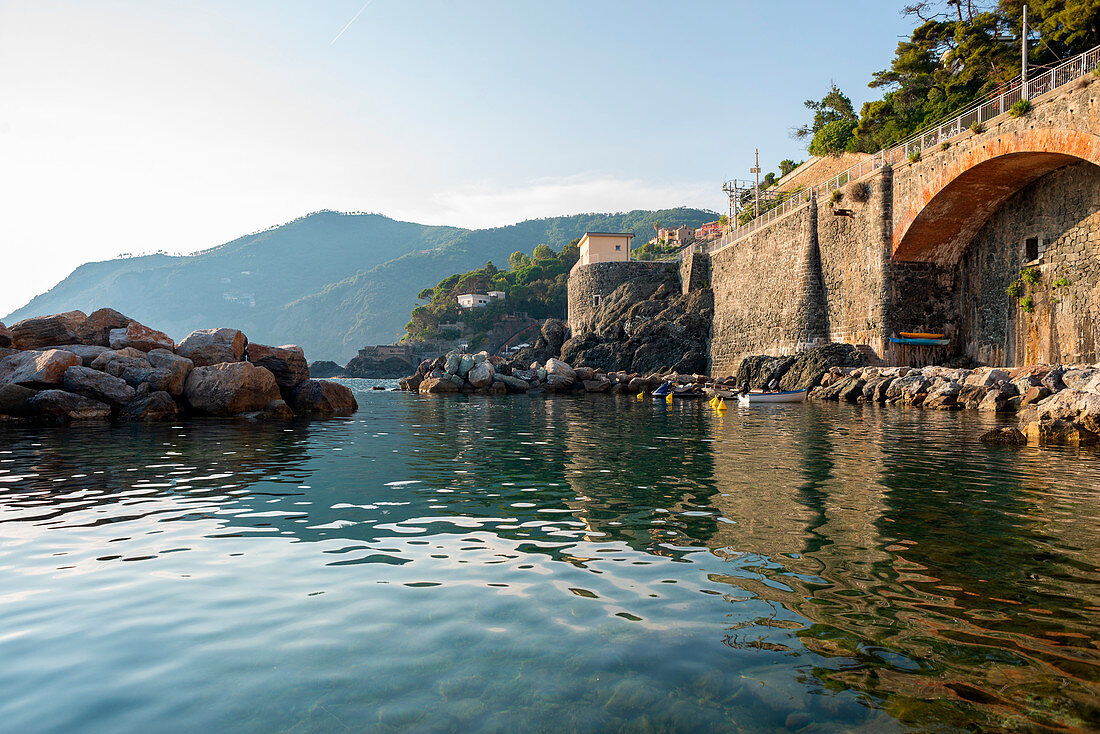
[892,152,1083,263]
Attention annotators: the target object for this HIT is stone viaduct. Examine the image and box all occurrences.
[569,68,1100,375]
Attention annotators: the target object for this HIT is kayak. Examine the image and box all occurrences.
[890,336,950,346]
[899,331,946,339]
[737,389,808,404]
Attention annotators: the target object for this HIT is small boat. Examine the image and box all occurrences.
[737,389,808,404]
[653,381,705,399]
[889,336,950,346]
[899,331,946,340]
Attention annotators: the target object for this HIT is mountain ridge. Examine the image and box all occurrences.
[6,207,716,361]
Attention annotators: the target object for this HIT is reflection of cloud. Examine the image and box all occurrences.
[424,175,718,230]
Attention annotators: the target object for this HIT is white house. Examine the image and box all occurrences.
[457,293,491,308]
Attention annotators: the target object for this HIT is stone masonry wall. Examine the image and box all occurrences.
[709,205,828,377]
[567,261,677,333]
[961,160,1100,366]
[679,252,711,294]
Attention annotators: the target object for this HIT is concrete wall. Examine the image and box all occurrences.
[679,252,711,294]
[567,261,675,333]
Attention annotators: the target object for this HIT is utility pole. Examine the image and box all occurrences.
[750,149,761,219]
[1022,4,1029,100]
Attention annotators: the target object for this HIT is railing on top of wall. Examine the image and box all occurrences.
[687,41,1100,259]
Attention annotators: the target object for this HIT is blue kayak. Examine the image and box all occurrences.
[890,336,950,346]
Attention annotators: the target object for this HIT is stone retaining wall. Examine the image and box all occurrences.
[567,261,675,333]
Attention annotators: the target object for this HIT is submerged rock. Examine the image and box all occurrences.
[28,389,111,421]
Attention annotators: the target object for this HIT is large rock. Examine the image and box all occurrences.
[493,374,531,393]
[778,344,867,391]
[119,391,180,422]
[0,349,82,388]
[0,322,11,348]
[468,361,495,388]
[27,390,111,421]
[1025,389,1100,435]
[51,344,110,366]
[419,376,459,394]
[61,366,135,407]
[109,321,174,352]
[176,328,247,367]
[288,379,358,416]
[0,384,36,416]
[248,344,309,390]
[545,358,576,384]
[10,311,87,350]
[964,367,1010,388]
[924,381,962,410]
[398,375,422,392]
[78,308,132,346]
[182,361,282,416]
[146,349,194,396]
[90,349,152,378]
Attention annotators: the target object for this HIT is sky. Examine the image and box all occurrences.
[0,1,915,317]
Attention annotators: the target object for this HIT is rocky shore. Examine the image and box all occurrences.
[396,340,1100,447]
[0,309,357,423]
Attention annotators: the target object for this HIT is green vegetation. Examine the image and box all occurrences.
[1009,99,1032,117]
[783,1,1100,167]
[1006,280,1023,299]
[404,243,580,344]
[1022,267,1041,286]
[970,121,985,133]
[908,150,921,163]
[1020,293,1036,314]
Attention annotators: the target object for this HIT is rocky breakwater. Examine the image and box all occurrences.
[0,309,357,422]
[398,348,720,397]
[805,359,1100,446]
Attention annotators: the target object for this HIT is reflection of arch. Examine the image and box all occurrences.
[892,129,1100,263]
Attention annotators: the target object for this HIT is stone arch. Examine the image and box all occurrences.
[891,128,1100,263]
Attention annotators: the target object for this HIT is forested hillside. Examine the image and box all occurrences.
[6,207,715,362]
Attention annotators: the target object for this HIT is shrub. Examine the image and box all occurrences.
[830,189,842,204]
[809,119,858,157]
[941,142,950,151]
[970,121,985,134]
[1020,294,1035,314]
[1021,267,1041,286]
[1053,276,1071,289]
[1093,65,1100,77]
[908,150,921,163]
[1009,99,1031,117]
[1006,280,1022,299]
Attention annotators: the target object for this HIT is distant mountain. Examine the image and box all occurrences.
[5,207,716,362]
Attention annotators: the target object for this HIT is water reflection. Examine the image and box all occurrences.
[0,392,1098,732]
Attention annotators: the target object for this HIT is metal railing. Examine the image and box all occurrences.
[701,42,1100,254]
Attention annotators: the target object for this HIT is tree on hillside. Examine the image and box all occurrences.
[508,251,531,270]
[779,159,801,177]
[532,244,555,261]
[1000,0,1100,63]
[794,84,859,156]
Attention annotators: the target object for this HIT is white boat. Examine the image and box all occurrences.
[737,389,808,404]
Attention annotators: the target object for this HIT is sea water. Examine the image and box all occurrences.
[1,382,1098,732]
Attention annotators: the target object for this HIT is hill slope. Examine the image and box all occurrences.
[6,208,715,361]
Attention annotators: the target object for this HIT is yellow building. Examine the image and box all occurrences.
[576,232,634,267]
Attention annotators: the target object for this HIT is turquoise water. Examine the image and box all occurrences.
[1,380,1099,733]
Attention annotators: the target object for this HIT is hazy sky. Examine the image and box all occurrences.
[0,1,914,316]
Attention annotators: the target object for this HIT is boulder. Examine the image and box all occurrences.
[146,349,194,396]
[1062,368,1098,390]
[979,427,1027,445]
[51,344,109,366]
[977,388,1017,413]
[493,374,531,393]
[176,328,247,367]
[90,349,152,378]
[288,379,358,416]
[0,349,82,388]
[837,377,866,403]
[445,353,462,375]
[247,344,309,390]
[1042,367,1067,392]
[964,368,1010,388]
[108,321,174,352]
[10,311,87,350]
[0,322,11,348]
[1026,389,1100,435]
[415,359,434,377]
[872,377,895,403]
[468,362,495,388]
[419,376,459,394]
[28,389,111,421]
[119,391,180,422]
[457,355,475,378]
[959,384,989,409]
[583,379,611,393]
[182,362,282,416]
[61,366,135,407]
[1022,418,1098,445]
[1020,386,1052,406]
[780,344,867,391]
[886,374,930,403]
[511,368,537,383]
[309,360,346,379]
[119,366,175,393]
[239,399,295,421]
[78,308,132,346]
[924,381,962,410]
[0,384,36,416]
[398,375,422,392]
[545,358,576,384]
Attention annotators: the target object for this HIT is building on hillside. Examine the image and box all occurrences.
[695,221,724,241]
[457,291,505,309]
[575,232,634,267]
[660,225,695,245]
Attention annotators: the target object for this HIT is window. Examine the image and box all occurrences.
[615,245,621,251]
[1025,237,1039,262]
[592,294,602,307]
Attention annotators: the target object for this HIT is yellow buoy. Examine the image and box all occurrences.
[717,398,727,411]
[665,393,673,404]
[636,392,644,400]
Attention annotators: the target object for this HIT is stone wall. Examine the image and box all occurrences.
[709,205,828,377]
[679,252,711,294]
[567,261,676,333]
[960,160,1100,365]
